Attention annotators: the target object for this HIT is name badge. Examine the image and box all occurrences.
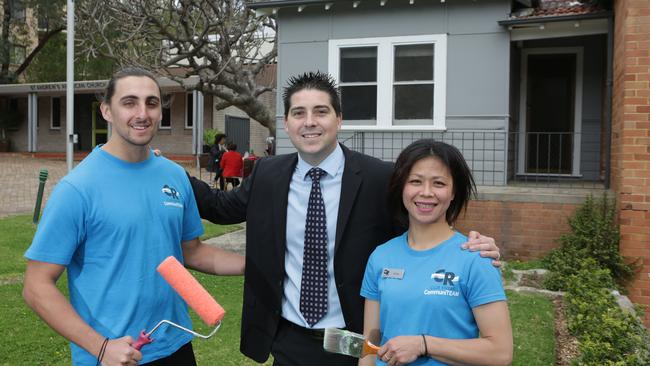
[381,268,405,280]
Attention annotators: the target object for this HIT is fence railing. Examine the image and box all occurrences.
[339,130,608,188]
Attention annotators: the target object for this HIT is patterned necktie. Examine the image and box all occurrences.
[300,167,328,327]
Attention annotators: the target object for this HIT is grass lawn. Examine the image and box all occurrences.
[0,215,554,365]
[0,274,269,365]
[508,290,556,366]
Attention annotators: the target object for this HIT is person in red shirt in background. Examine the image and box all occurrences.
[220,142,243,190]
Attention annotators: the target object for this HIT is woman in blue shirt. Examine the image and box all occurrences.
[360,139,512,366]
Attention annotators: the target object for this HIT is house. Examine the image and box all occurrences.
[0,2,276,158]
[249,0,650,325]
[0,72,276,158]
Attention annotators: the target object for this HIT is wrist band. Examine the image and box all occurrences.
[96,337,109,366]
[421,334,428,357]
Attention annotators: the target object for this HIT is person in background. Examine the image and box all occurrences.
[187,71,503,366]
[22,67,244,366]
[220,142,243,190]
[208,133,227,190]
[360,139,512,366]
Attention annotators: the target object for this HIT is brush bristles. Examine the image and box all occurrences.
[323,328,365,358]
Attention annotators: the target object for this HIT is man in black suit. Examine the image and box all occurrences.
[189,72,501,366]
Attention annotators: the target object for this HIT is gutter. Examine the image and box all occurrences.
[498,11,612,26]
[248,0,336,10]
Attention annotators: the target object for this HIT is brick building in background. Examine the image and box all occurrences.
[611,0,650,326]
[251,0,650,325]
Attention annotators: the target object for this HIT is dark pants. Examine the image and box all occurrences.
[214,171,225,190]
[224,177,240,189]
[271,318,357,366]
[141,342,196,366]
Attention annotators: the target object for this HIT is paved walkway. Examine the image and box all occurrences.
[0,152,247,250]
[0,153,206,218]
[0,154,70,218]
[204,223,246,254]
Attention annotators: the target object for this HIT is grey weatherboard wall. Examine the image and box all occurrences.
[274,0,512,185]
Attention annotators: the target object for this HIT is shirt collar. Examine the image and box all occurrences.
[296,143,344,180]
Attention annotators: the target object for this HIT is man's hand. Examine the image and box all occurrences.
[101,336,142,366]
[461,231,502,267]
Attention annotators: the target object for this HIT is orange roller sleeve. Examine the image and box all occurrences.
[157,256,226,326]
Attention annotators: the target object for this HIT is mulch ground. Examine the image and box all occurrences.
[554,298,580,365]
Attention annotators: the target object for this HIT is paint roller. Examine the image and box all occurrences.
[132,256,226,350]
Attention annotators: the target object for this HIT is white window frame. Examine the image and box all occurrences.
[329,34,447,131]
[50,96,61,130]
[185,92,193,129]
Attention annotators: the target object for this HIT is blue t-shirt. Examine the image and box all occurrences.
[25,147,204,365]
[361,231,506,366]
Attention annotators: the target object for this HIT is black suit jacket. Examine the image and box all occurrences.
[190,145,401,362]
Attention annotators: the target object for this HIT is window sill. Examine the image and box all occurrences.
[340,125,446,132]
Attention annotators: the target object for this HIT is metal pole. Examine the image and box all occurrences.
[33,169,49,224]
[66,0,75,172]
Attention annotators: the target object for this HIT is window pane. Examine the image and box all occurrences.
[341,85,376,122]
[186,93,193,127]
[340,47,377,82]
[161,107,171,128]
[394,44,434,82]
[95,104,108,129]
[394,84,433,120]
[52,97,60,128]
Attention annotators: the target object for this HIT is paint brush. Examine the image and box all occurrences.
[323,328,380,358]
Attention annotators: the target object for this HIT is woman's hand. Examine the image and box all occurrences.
[377,335,423,366]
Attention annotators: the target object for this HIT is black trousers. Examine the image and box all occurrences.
[141,342,196,366]
[271,318,357,366]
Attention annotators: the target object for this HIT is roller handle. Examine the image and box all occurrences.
[132,330,153,350]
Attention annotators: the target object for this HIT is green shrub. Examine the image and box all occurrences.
[543,194,635,291]
[203,128,222,146]
[564,259,650,365]
[543,194,649,365]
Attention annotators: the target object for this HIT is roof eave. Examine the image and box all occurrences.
[498,11,612,26]
[248,0,332,10]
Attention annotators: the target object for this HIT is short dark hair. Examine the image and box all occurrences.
[215,133,227,145]
[228,142,237,151]
[282,71,341,118]
[102,67,161,104]
[388,139,477,228]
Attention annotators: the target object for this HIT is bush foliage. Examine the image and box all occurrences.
[543,194,635,291]
[565,261,650,365]
[541,194,649,365]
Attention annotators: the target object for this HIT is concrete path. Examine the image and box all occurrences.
[203,223,246,254]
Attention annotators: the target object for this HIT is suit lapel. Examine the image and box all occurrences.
[335,146,362,254]
[272,153,298,265]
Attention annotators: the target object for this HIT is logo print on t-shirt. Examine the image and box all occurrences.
[424,269,461,297]
[431,269,460,286]
[162,184,180,199]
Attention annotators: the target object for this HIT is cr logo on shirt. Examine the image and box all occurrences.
[431,269,459,286]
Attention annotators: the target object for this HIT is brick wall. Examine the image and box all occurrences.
[612,0,650,326]
[455,200,578,261]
